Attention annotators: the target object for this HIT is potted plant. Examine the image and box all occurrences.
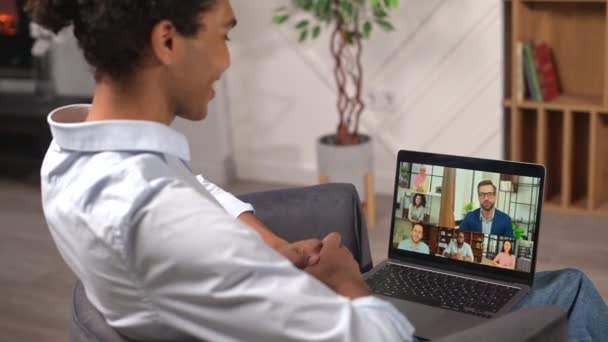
[455,202,474,226]
[399,163,410,188]
[462,202,474,215]
[272,0,400,203]
[512,222,527,240]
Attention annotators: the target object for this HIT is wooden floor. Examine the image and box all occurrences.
[1,178,606,341]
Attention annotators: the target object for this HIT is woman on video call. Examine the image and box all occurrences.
[493,240,516,269]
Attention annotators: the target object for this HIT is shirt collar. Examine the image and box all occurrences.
[47,104,190,161]
[479,208,495,222]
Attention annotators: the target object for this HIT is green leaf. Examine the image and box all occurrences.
[272,14,289,25]
[362,21,372,38]
[295,19,310,29]
[376,18,394,31]
[373,6,387,18]
[315,0,331,20]
[340,0,355,24]
[272,0,397,41]
[312,25,322,39]
[296,0,314,10]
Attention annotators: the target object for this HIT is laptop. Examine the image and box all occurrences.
[364,150,545,340]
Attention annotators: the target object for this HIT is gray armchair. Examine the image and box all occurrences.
[70,183,567,341]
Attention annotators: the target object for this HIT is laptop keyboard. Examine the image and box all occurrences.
[366,263,520,318]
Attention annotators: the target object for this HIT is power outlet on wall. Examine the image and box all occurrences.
[365,86,396,113]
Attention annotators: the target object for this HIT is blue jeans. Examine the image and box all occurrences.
[414,269,608,341]
[512,269,608,341]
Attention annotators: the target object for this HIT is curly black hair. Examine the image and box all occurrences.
[24,0,218,80]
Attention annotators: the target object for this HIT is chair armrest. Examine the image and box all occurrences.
[237,183,373,272]
[434,306,567,342]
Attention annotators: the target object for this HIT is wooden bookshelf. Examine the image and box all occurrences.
[504,0,608,216]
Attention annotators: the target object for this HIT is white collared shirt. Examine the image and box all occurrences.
[40,105,414,342]
[480,209,495,235]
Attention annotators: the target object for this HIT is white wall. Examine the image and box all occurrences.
[50,26,95,97]
[227,0,504,194]
[171,78,236,186]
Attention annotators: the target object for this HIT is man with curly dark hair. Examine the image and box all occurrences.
[28,0,416,341]
[27,0,608,341]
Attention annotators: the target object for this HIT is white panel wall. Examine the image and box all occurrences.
[227,0,504,194]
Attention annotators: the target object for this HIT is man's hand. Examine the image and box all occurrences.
[238,212,288,249]
[304,233,371,299]
[277,239,322,269]
[291,238,322,257]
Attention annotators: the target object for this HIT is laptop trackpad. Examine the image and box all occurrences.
[389,297,488,340]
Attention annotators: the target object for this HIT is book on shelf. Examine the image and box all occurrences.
[523,42,543,102]
[533,41,561,101]
[516,41,525,101]
[518,40,561,102]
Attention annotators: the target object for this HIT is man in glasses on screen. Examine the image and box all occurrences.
[459,180,514,238]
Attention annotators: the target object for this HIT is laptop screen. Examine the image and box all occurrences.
[389,150,544,282]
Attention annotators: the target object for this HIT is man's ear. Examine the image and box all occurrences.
[150,20,181,66]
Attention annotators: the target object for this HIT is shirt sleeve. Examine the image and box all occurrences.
[465,244,474,259]
[132,181,415,342]
[195,174,254,218]
[422,243,430,254]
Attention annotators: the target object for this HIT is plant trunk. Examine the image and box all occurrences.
[330,1,365,145]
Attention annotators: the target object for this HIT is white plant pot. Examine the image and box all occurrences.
[316,133,374,202]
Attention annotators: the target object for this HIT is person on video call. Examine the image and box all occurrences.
[459,180,514,238]
[398,223,430,254]
[493,240,516,269]
[444,231,474,262]
[408,193,426,224]
[413,165,429,193]
[29,0,608,340]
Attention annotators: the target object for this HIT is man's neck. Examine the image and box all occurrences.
[481,207,495,220]
[457,242,463,248]
[86,73,175,125]
[411,240,419,248]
